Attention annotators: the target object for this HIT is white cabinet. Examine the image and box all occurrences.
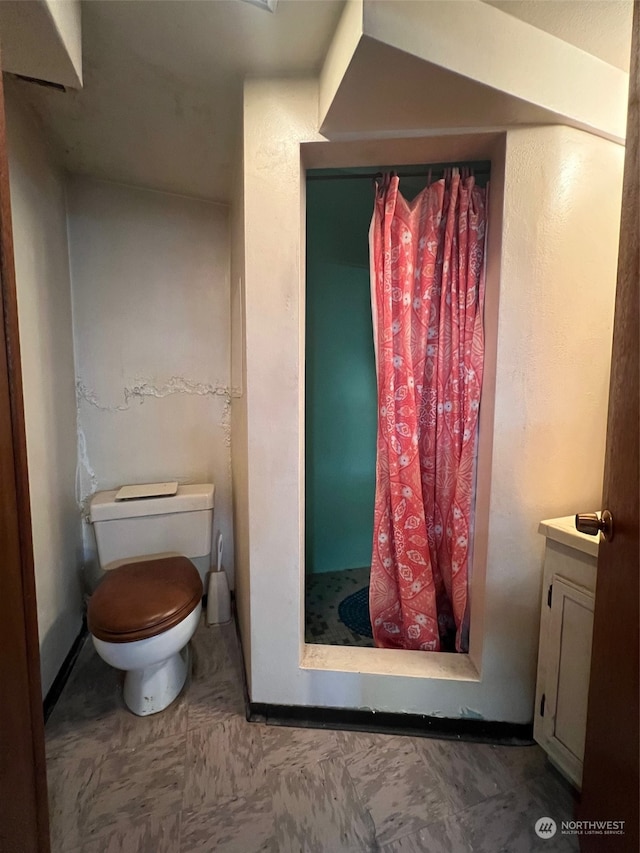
[534,516,599,789]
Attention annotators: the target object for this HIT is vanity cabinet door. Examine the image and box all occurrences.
[542,577,595,788]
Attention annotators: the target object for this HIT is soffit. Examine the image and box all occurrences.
[483,0,633,71]
[320,0,629,144]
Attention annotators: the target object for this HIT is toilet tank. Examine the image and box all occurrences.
[90,484,214,570]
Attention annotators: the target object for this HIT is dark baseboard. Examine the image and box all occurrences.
[43,619,88,723]
[228,594,253,713]
[248,702,534,746]
[42,605,534,745]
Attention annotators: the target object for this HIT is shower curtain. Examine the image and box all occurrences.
[369,170,487,653]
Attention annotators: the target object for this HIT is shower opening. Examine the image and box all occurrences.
[304,162,491,652]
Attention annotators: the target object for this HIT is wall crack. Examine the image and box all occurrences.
[124,376,241,404]
[77,376,241,412]
[75,376,241,507]
[77,381,129,413]
[76,424,98,516]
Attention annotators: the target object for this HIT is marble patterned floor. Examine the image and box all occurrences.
[305,567,375,647]
[46,615,579,853]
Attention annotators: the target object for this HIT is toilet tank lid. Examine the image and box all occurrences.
[90,483,214,523]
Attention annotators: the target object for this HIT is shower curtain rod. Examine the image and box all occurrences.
[306,168,491,182]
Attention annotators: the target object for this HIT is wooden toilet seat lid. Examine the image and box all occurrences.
[88,556,203,643]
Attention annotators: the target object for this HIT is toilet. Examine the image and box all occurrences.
[87,483,214,716]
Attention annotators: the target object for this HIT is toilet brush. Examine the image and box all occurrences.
[206,533,231,625]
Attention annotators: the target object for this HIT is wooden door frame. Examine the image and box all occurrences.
[578,3,639,849]
[0,71,51,853]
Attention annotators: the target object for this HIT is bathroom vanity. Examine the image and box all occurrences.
[534,515,599,789]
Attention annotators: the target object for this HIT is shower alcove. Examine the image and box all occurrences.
[299,134,503,687]
[304,159,492,654]
[238,76,621,721]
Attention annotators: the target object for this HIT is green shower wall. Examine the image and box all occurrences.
[305,179,378,575]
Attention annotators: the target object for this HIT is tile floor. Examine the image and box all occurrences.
[305,567,374,647]
[46,616,579,852]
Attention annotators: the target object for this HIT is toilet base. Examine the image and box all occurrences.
[123,646,188,716]
[92,601,201,716]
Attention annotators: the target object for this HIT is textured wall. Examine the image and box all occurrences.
[66,177,233,588]
[6,83,83,696]
[479,126,624,703]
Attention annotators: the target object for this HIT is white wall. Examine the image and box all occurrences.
[476,125,623,713]
[6,82,83,697]
[66,178,233,587]
[240,78,623,722]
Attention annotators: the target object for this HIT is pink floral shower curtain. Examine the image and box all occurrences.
[369,170,487,653]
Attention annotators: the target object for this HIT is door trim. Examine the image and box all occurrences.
[0,70,51,853]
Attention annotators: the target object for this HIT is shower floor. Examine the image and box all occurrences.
[305,567,374,647]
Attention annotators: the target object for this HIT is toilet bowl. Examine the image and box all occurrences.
[88,555,203,715]
[88,484,214,716]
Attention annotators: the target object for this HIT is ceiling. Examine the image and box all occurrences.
[9,0,633,204]
[10,0,345,203]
